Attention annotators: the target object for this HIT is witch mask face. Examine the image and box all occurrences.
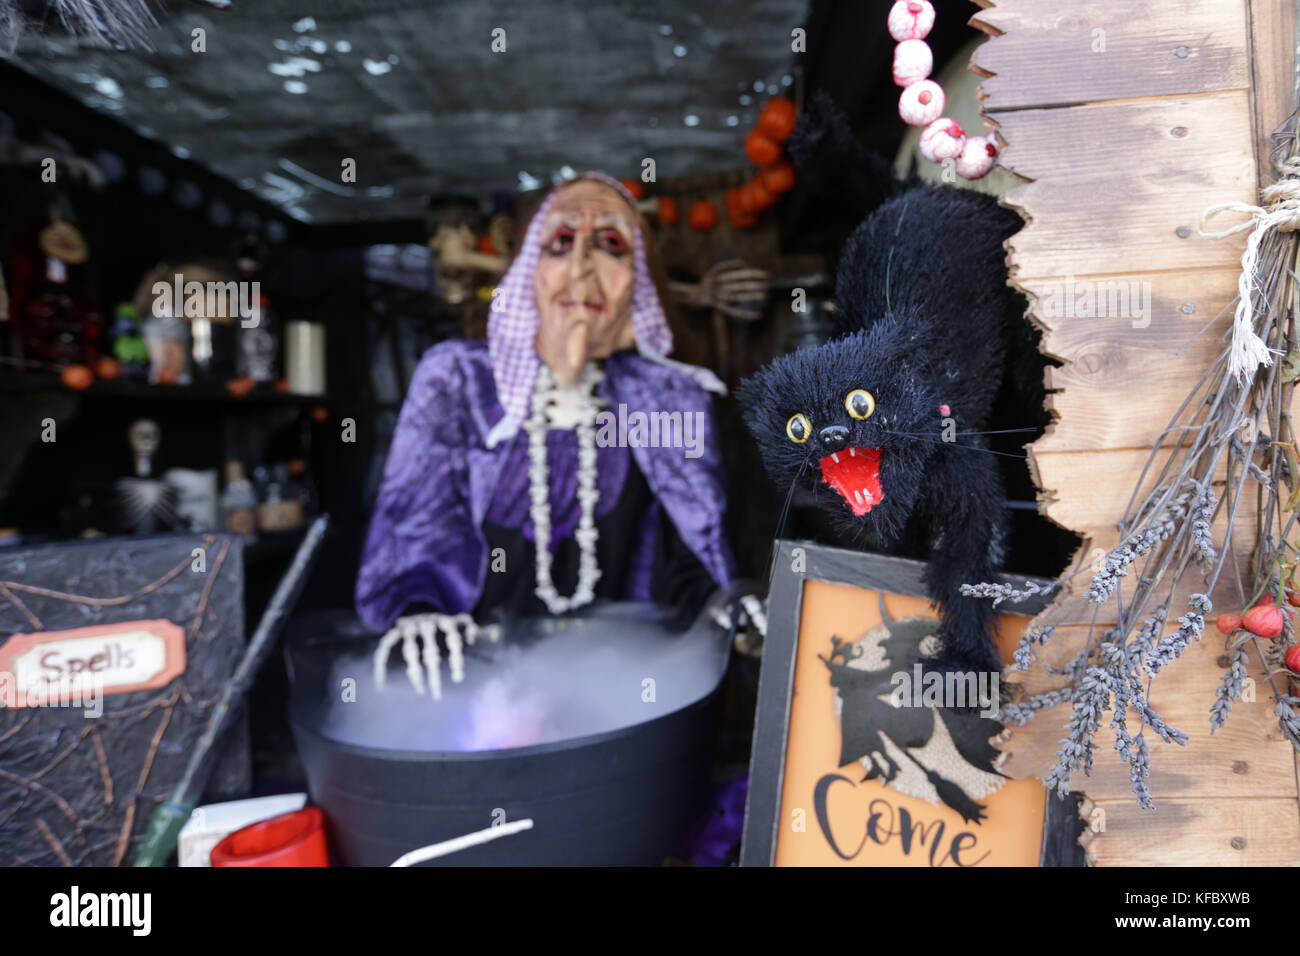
[533,180,638,386]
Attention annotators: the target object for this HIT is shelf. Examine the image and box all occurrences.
[0,373,330,406]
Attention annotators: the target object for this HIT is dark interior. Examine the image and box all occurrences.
[0,0,1081,835]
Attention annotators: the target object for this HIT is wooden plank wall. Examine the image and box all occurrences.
[971,0,1300,865]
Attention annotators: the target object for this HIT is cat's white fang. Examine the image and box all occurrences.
[849,448,856,457]
[831,453,840,463]
[854,489,863,504]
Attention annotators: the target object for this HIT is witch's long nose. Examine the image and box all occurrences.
[568,230,595,287]
[818,425,850,454]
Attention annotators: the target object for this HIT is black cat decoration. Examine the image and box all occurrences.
[821,600,1005,824]
[740,93,1034,674]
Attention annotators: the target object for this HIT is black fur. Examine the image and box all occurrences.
[784,90,913,225]
[740,114,1027,675]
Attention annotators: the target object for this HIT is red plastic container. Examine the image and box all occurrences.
[210,806,329,867]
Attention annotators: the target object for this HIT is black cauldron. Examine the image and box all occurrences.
[286,599,730,866]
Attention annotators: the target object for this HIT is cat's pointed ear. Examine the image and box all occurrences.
[786,90,902,220]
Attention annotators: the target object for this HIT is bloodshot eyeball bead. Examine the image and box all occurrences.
[892,38,933,87]
[888,0,935,41]
[899,79,944,127]
[919,118,967,163]
[955,134,1000,180]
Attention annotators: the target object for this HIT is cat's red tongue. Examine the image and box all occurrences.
[819,448,884,516]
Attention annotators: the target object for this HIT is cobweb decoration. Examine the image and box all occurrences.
[0,0,160,50]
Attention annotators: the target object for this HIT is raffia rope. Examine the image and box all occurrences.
[1199,157,1300,381]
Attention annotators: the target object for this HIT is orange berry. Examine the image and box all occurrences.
[1215,614,1242,634]
[1243,602,1286,639]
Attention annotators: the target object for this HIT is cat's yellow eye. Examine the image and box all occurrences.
[845,389,875,420]
[786,413,811,444]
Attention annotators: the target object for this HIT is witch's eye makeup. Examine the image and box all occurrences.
[594,228,631,256]
[543,225,576,255]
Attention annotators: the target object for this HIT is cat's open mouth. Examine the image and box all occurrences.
[819,447,884,517]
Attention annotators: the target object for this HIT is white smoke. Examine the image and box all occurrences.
[314,607,729,752]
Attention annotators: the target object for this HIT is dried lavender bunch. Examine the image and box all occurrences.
[998,687,1071,726]
[1210,645,1249,733]
[1145,594,1211,675]
[958,579,1057,608]
[1045,665,1110,795]
[1012,624,1054,672]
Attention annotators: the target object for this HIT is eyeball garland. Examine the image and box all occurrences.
[888,0,998,181]
[888,0,935,41]
[955,134,999,180]
[892,38,932,87]
[919,118,966,162]
[899,80,944,128]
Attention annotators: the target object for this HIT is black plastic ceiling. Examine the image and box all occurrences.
[1,0,807,224]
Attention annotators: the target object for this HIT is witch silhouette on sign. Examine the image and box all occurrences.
[820,598,1007,824]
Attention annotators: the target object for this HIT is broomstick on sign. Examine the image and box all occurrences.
[820,597,1007,824]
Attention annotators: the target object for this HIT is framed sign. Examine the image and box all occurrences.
[741,540,1083,867]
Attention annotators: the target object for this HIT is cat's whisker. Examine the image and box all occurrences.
[878,430,1030,460]
[765,457,810,588]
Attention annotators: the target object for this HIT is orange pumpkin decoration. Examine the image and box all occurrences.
[620,178,646,200]
[687,200,718,232]
[657,196,679,225]
[93,357,123,381]
[747,178,776,211]
[735,183,761,216]
[725,188,758,229]
[156,367,181,386]
[760,159,796,194]
[61,364,94,390]
[758,97,797,143]
[744,129,782,166]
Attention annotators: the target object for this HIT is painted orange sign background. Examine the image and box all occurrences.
[773,578,1046,866]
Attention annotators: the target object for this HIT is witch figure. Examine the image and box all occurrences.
[356,171,738,696]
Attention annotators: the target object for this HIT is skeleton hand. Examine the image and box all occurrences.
[672,261,770,321]
[373,613,501,699]
[698,261,770,321]
[710,593,768,656]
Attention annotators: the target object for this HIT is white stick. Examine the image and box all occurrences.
[389,818,535,867]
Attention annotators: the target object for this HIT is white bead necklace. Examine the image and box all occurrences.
[524,362,604,614]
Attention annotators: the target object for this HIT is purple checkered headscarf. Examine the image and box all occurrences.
[485,170,725,448]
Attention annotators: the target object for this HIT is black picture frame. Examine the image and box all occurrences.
[739,539,1086,867]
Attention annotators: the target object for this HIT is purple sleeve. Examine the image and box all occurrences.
[354,344,485,631]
